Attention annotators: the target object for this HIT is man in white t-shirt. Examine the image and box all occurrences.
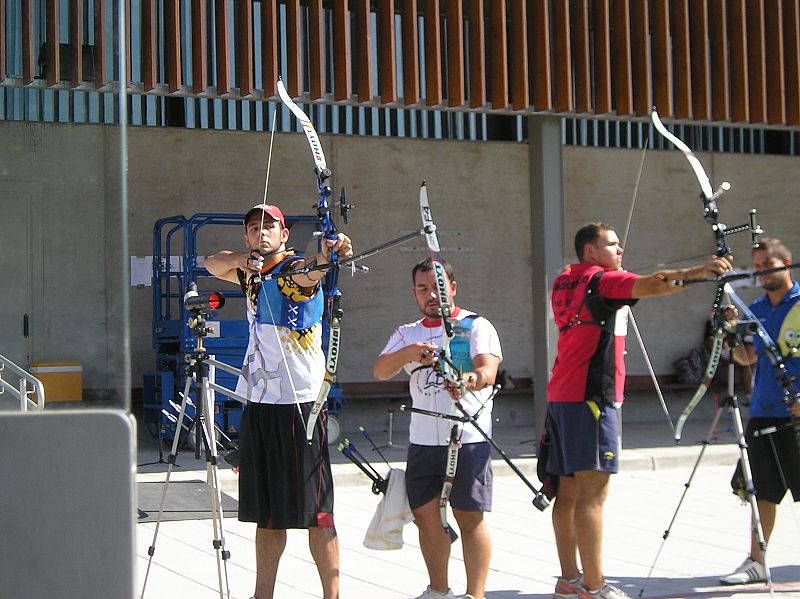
[206,203,352,599]
[373,258,503,599]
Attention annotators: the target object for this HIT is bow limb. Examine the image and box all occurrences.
[651,109,733,258]
[419,182,461,542]
[272,79,339,442]
[651,109,714,200]
[277,80,328,176]
[674,325,725,443]
[650,108,735,438]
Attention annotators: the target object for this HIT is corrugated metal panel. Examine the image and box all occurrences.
[689,0,710,119]
[572,0,591,114]
[261,0,278,98]
[355,0,372,102]
[552,0,570,112]
[214,0,229,94]
[45,0,59,86]
[2,0,800,128]
[22,0,33,84]
[785,0,800,125]
[613,0,633,116]
[190,0,207,94]
[445,0,464,108]
[765,0,786,124]
[467,0,484,109]
[488,0,507,109]
[729,0,749,122]
[143,0,158,91]
[308,0,324,100]
[285,0,300,97]
[630,0,651,116]
[333,0,350,101]
[709,0,729,121]
[592,0,611,114]
[748,0,768,124]
[68,0,83,88]
[651,0,671,116]
[238,0,254,97]
[378,0,397,104]
[165,0,181,93]
[0,0,5,81]
[671,0,692,119]
[424,0,442,106]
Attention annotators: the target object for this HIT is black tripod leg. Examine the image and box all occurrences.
[637,400,727,598]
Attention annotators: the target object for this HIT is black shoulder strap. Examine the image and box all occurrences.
[559,271,605,333]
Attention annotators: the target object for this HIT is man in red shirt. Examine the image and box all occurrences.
[548,222,732,599]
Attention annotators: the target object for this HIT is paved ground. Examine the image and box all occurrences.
[135,418,800,599]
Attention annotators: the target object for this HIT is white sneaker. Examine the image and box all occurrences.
[719,557,767,585]
[412,586,456,599]
[579,582,632,599]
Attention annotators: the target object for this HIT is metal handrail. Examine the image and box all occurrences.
[0,354,45,411]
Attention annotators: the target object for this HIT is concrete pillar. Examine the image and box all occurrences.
[528,116,564,431]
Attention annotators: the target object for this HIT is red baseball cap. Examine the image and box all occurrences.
[244,204,285,228]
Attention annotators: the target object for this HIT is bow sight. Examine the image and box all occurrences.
[183,282,225,314]
[183,282,225,339]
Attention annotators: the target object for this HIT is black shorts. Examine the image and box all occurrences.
[237,402,334,529]
[746,417,800,504]
[405,442,493,512]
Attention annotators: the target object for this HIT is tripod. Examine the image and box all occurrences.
[638,359,773,597]
[141,309,233,599]
[374,408,407,451]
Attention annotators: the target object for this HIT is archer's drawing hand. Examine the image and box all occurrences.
[790,401,800,418]
[246,250,265,273]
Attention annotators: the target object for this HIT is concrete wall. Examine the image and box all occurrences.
[1,120,798,392]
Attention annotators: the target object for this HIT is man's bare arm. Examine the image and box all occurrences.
[631,255,733,298]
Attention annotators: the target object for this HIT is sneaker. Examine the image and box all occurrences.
[412,586,456,599]
[554,575,583,599]
[577,582,632,599]
[719,557,767,585]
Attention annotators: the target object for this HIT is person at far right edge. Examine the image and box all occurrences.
[719,237,800,585]
[547,222,732,599]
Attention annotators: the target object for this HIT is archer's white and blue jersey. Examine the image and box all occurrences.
[235,262,325,405]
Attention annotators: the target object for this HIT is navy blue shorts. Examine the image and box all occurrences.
[405,442,493,512]
[546,401,620,476]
